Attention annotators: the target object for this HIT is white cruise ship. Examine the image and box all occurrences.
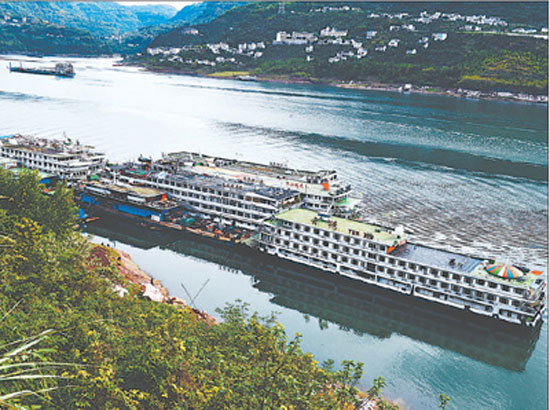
[111,162,302,230]
[156,151,360,216]
[257,208,546,327]
[0,134,105,180]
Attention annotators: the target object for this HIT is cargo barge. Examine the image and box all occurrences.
[9,62,75,78]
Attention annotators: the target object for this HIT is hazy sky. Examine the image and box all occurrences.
[118,1,197,11]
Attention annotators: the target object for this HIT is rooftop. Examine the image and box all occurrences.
[391,243,482,274]
[191,164,349,198]
[84,180,164,199]
[161,151,351,197]
[1,135,103,158]
[152,170,301,202]
[270,208,401,245]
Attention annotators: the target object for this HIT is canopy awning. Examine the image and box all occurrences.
[485,263,525,279]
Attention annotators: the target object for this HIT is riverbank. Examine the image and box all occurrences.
[89,242,395,409]
[137,64,548,105]
[89,244,217,324]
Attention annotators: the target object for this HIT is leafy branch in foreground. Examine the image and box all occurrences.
[0,304,82,409]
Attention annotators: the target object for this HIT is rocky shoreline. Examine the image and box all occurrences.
[89,244,217,324]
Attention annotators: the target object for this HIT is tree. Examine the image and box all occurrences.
[440,393,451,409]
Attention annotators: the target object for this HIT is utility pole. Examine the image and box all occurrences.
[278,1,285,15]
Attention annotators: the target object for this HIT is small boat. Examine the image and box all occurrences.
[236,75,257,82]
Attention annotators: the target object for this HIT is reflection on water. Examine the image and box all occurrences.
[86,216,540,373]
[3,55,547,409]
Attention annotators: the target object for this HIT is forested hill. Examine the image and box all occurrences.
[0,2,177,36]
[141,2,548,95]
[170,2,245,25]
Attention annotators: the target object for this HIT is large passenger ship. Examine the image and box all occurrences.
[0,134,105,180]
[3,135,546,327]
[108,160,302,231]
[257,208,546,327]
[156,151,360,216]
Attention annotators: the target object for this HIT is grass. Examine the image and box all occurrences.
[207,71,250,78]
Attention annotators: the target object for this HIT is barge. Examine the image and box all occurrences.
[76,180,252,244]
[9,62,75,78]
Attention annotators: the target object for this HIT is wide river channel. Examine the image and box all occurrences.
[0,56,548,409]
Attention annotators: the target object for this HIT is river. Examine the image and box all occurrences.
[1,56,547,409]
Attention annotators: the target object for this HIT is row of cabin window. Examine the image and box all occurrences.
[172,192,271,214]
[278,228,386,251]
[148,179,248,200]
[381,269,521,306]
[276,227,524,297]
[145,181,275,211]
[275,246,524,312]
[376,255,524,296]
[275,235,384,258]
[185,201,263,220]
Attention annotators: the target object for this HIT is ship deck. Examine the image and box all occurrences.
[391,243,482,274]
[192,164,346,197]
[271,208,400,245]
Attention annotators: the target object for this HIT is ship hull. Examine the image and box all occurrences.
[255,244,545,328]
[10,67,75,78]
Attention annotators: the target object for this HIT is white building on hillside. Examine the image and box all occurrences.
[320,26,348,37]
[274,31,317,45]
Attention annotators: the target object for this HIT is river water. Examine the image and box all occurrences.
[0,56,547,409]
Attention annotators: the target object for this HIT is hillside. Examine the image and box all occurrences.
[0,2,177,36]
[138,2,548,95]
[0,21,110,55]
[0,169,403,409]
[170,1,245,25]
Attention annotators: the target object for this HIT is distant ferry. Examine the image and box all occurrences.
[9,62,75,78]
[236,75,257,81]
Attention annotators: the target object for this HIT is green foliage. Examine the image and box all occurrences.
[440,393,451,409]
[0,2,177,36]
[170,2,245,26]
[144,2,548,94]
[0,23,110,55]
[0,169,367,409]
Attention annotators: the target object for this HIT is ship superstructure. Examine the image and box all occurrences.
[157,151,359,216]
[110,161,302,230]
[0,134,105,180]
[257,208,546,327]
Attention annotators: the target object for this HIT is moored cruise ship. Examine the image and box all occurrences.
[156,151,360,216]
[257,208,546,327]
[108,161,302,230]
[0,134,105,180]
